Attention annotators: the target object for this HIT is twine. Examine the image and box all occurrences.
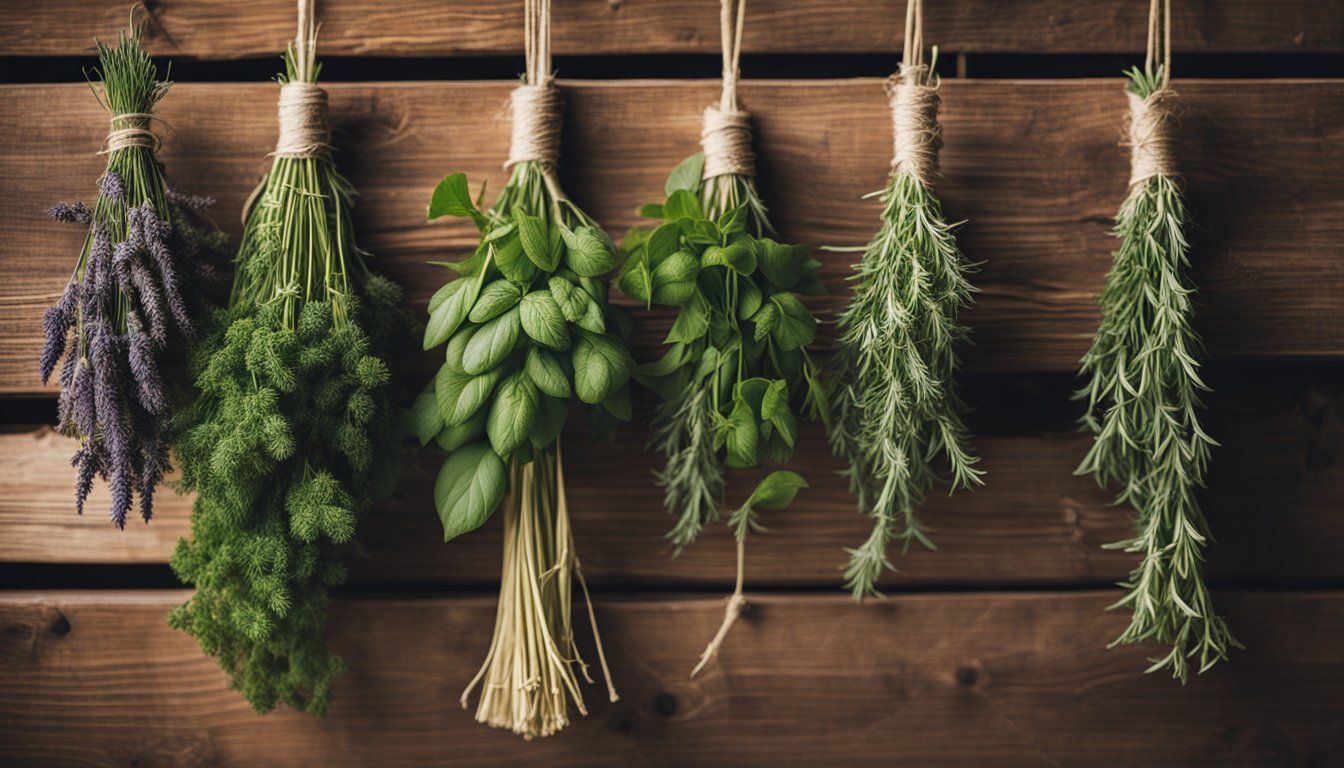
[887,66,941,185]
[506,82,562,169]
[702,0,754,181]
[102,113,160,154]
[273,82,332,159]
[1127,89,1178,187]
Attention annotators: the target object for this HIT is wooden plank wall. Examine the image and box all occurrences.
[1,3,1341,766]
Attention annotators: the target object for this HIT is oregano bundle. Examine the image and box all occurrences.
[420,0,629,739]
[169,9,413,715]
[617,0,828,677]
[828,1,982,599]
[40,23,224,528]
[1075,0,1239,681]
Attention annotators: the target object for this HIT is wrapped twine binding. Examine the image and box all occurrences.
[887,66,941,186]
[701,106,755,180]
[505,81,563,170]
[1126,89,1178,188]
[274,82,332,159]
[102,112,160,154]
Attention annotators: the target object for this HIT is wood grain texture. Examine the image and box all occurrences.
[1,1,1340,58]
[1,590,1341,767]
[3,79,1344,394]
[4,366,1340,588]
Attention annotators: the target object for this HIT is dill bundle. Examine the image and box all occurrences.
[828,0,981,599]
[40,22,224,528]
[168,4,414,715]
[1075,0,1238,681]
[421,0,629,738]
[618,0,827,676]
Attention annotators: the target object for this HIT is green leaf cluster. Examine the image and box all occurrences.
[1075,68,1239,682]
[830,170,983,600]
[421,166,635,541]
[170,36,415,716]
[618,154,828,549]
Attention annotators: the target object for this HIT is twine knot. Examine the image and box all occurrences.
[887,67,941,185]
[274,82,332,159]
[1127,89,1178,187]
[506,83,563,169]
[103,113,160,154]
[701,106,756,180]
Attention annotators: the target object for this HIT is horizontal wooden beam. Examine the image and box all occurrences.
[2,80,1343,394]
[3,367,1340,588]
[1,590,1340,766]
[1,1,1339,59]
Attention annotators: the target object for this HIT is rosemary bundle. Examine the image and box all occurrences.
[1075,0,1238,681]
[169,8,413,715]
[828,0,981,599]
[421,0,628,738]
[618,0,827,676]
[40,23,224,528]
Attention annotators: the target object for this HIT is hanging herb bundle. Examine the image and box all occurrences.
[828,0,982,599]
[168,3,414,716]
[617,0,828,677]
[40,22,224,528]
[419,0,629,739]
[1075,0,1238,681]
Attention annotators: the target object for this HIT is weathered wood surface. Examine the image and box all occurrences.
[4,366,1340,588]
[2,80,1343,394]
[1,590,1340,767]
[1,1,1339,58]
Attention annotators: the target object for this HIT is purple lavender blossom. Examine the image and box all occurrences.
[128,257,169,343]
[99,171,126,202]
[132,205,192,336]
[82,224,113,323]
[48,202,92,224]
[90,322,133,528]
[166,188,216,212]
[126,310,166,415]
[39,280,78,384]
[71,445,98,516]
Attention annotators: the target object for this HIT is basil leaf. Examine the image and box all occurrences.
[487,370,539,456]
[515,211,556,271]
[617,262,653,305]
[761,379,797,447]
[428,278,465,314]
[702,243,756,275]
[664,189,704,222]
[666,291,711,344]
[434,441,506,542]
[435,409,487,452]
[562,226,618,277]
[664,153,705,196]
[412,391,444,446]
[530,394,568,449]
[440,365,503,426]
[575,297,606,334]
[519,290,570,350]
[572,330,631,405]
[525,346,571,398]
[750,302,778,343]
[469,280,522,324]
[427,173,485,229]
[756,239,811,289]
[603,383,632,421]
[746,470,808,510]
[652,251,699,284]
[462,307,520,375]
[423,276,477,350]
[443,325,476,373]
[737,278,762,320]
[768,294,817,351]
[638,203,665,219]
[652,280,696,306]
[492,230,535,283]
[645,222,682,268]
[723,398,760,469]
[636,342,687,378]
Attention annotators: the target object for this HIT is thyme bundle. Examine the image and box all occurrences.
[1075,0,1238,681]
[618,0,827,676]
[421,0,629,738]
[828,0,981,599]
[40,23,224,528]
[169,6,413,715]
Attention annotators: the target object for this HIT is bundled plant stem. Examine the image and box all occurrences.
[618,0,828,677]
[41,22,224,528]
[421,0,629,738]
[828,0,981,599]
[1075,0,1238,681]
[169,3,414,715]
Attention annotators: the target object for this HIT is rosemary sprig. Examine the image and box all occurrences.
[1075,65,1240,682]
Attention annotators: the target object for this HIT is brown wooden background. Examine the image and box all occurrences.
[2,2,1342,766]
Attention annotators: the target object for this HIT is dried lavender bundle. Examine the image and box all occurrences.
[169,8,415,716]
[1076,0,1239,681]
[829,3,982,599]
[41,24,223,528]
